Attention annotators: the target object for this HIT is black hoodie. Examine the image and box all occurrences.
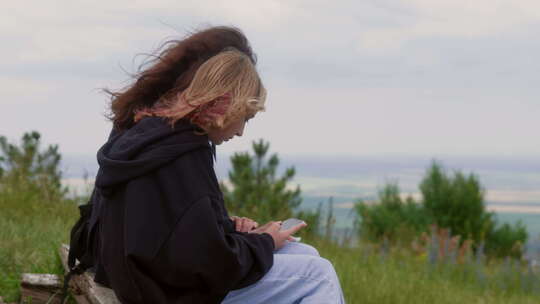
[90,117,275,304]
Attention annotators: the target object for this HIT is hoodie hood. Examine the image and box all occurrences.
[95,117,210,194]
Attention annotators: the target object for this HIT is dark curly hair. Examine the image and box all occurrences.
[104,26,257,132]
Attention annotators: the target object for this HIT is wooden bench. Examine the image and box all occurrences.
[19,273,62,304]
[58,244,120,304]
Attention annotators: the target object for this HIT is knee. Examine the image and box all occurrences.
[298,243,320,257]
[305,256,337,278]
[314,257,333,272]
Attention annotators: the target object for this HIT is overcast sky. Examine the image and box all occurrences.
[2,1,539,159]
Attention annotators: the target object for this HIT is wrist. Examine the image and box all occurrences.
[261,232,276,250]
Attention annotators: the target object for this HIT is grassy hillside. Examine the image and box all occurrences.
[1,189,539,303]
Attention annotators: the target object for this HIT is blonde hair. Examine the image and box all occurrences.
[134,48,266,130]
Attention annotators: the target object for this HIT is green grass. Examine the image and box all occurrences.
[0,187,79,302]
[308,236,540,304]
[1,187,539,303]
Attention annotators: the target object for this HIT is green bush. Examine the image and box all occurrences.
[420,161,527,257]
[354,160,528,258]
[355,182,431,244]
[486,221,528,258]
[420,161,493,244]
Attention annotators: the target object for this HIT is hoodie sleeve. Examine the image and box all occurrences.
[149,195,275,293]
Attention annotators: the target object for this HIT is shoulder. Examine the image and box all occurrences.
[139,144,221,201]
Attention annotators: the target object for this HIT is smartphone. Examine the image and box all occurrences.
[280,218,305,231]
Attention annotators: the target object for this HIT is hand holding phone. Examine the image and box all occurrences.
[249,218,307,249]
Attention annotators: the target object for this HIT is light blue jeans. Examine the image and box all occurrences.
[222,242,346,304]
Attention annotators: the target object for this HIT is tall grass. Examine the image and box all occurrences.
[0,185,79,302]
[309,236,540,304]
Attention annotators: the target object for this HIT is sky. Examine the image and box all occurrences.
[2,0,540,159]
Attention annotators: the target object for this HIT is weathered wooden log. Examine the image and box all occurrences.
[58,244,120,304]
[20,273,62,304]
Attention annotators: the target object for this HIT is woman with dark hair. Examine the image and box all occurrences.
[91,26,345,303]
